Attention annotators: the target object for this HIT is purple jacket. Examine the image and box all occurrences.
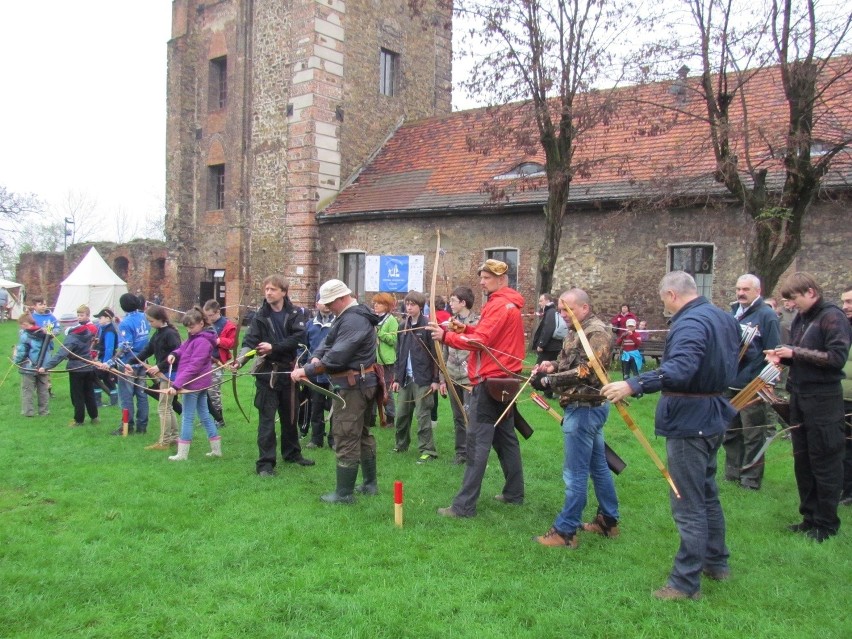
[171,329,217,391]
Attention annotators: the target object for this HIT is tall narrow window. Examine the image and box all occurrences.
[208,164,225,210]
[379,48,398,97]
[209,56,227,110]
[669,244,714,298]
[486,248,519,290]
[340,251,366,300]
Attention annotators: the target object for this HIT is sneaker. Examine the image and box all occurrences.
[416,454,437,464]
[111,426,134,436]
[533,527,578,548]
[582,513,620,538]
[257,469,276,477]
[805,527,835,543]
[653,585,700,601]
[702,568,731,581]
[786,521,814,533]
[436,506,468,518]
[494,494,523,505]
[392,447,408,453]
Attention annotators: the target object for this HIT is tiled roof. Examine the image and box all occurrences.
[320,58,852,219]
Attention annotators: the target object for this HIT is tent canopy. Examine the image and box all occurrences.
[53,247,128,321]
[0,277,25,320]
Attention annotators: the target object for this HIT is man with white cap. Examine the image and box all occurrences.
[428,259,526,518]
[292,279,383,503]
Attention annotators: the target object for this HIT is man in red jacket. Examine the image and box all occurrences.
[429,259,526,518]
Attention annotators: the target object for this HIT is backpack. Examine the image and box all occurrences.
[552,312,568,340]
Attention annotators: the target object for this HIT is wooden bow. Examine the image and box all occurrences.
[431,229,467,427]
[231,288,251,423]
[562,305,680,498]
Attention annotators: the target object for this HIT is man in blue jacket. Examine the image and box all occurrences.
[602,271,739,601]
[723,274,781,490]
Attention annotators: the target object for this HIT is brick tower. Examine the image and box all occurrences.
[165,0,453,312]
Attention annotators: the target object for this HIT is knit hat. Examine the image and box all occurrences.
[317,279,352,305]
[478,259,509,276]
[119,293,140,313]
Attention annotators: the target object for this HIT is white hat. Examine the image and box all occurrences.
[317,279,352,305]
[626,318,637,326]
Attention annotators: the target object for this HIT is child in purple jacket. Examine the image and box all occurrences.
[166,308,221,461]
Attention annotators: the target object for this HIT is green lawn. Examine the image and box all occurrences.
[0,321,848,638]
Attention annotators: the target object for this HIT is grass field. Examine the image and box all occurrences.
[0,320,848,638]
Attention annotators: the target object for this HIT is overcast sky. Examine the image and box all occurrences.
[0,2,478,243]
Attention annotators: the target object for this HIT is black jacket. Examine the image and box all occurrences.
[532,304,563,353]
[783,298,851,395]
[239,298,308,388]
[307,302,379,379]
[136,324,182,372]
[393,313,438,386]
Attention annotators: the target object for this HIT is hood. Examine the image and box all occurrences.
[347,303,380,327]
[194,330,219,347]
[488,286,525,309]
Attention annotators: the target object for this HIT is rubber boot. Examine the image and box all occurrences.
[206,436,222,458]
[321,464,359,504]
[168,440,191,461]
[355,455,378,495]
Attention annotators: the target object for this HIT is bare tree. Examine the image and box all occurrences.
[636,0,852,294]
[114,206,140,244]
[449,0,649,294]
[0,186,45,277]
[56,190,99,245]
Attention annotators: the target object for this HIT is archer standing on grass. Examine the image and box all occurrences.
[602,271,739,601]
[110,293,151,436]
[531,288,620,548]
[765,272,851,542]
[232,275,313,476]
[14,312,51,417]
[840,285,852,507]
[441,286,479,465]
[202,299,237,429]
[372,292,398,428]
[135,305,181,451]
[723,274,780,491]
[428,259,526,518]
[165,308,221,461]
[39,306,100,427]
[292,279,382,504]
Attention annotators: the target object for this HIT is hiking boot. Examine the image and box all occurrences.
[582,513,620,538]
[68,420,85,428]
[533,527,578,548]
[653,585,700,601]
[786,521,814,533]
[805,527,835,543]
[416,454,437,465]
[494,494,523,505]
[437,506,469,518]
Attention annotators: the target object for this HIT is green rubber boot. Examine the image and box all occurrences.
[321,464,359,504]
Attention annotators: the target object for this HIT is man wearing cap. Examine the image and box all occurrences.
[232,275,312,476]
[292,279,382,503]
[428,259,526,518]
[723,274,781,491]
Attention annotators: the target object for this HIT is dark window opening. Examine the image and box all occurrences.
[379,48,398,97]
[208,164,225,210]
[209,56,227,111]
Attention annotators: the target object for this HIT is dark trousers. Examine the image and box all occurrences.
[309,382,333,446]
[790,390,845,533]
[451,383,524,516]
[69,370,99,424]
[254,383,301,473]
[843,401,852,499]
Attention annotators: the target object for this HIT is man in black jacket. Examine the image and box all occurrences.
[723,274,781,490]
[532,294,564,398]
[233,275,313,476]
[767,272,851,542]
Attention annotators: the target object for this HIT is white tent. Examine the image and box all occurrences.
[0,277,25,320]
[53,247,128,322]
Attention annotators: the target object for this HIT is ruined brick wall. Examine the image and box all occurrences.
[318,199,852,332]
[15,252,65,305]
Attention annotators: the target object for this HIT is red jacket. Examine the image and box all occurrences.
[443,286,525,384]
[211,318,237,363]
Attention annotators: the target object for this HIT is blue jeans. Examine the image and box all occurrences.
[118,365,149,430]
[554,404,619,535]
[665,434,729,595]
[179,389,219,441]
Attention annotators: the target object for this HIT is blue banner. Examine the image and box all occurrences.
[379,256,409,292]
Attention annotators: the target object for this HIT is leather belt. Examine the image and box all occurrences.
[565,400,604,408]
